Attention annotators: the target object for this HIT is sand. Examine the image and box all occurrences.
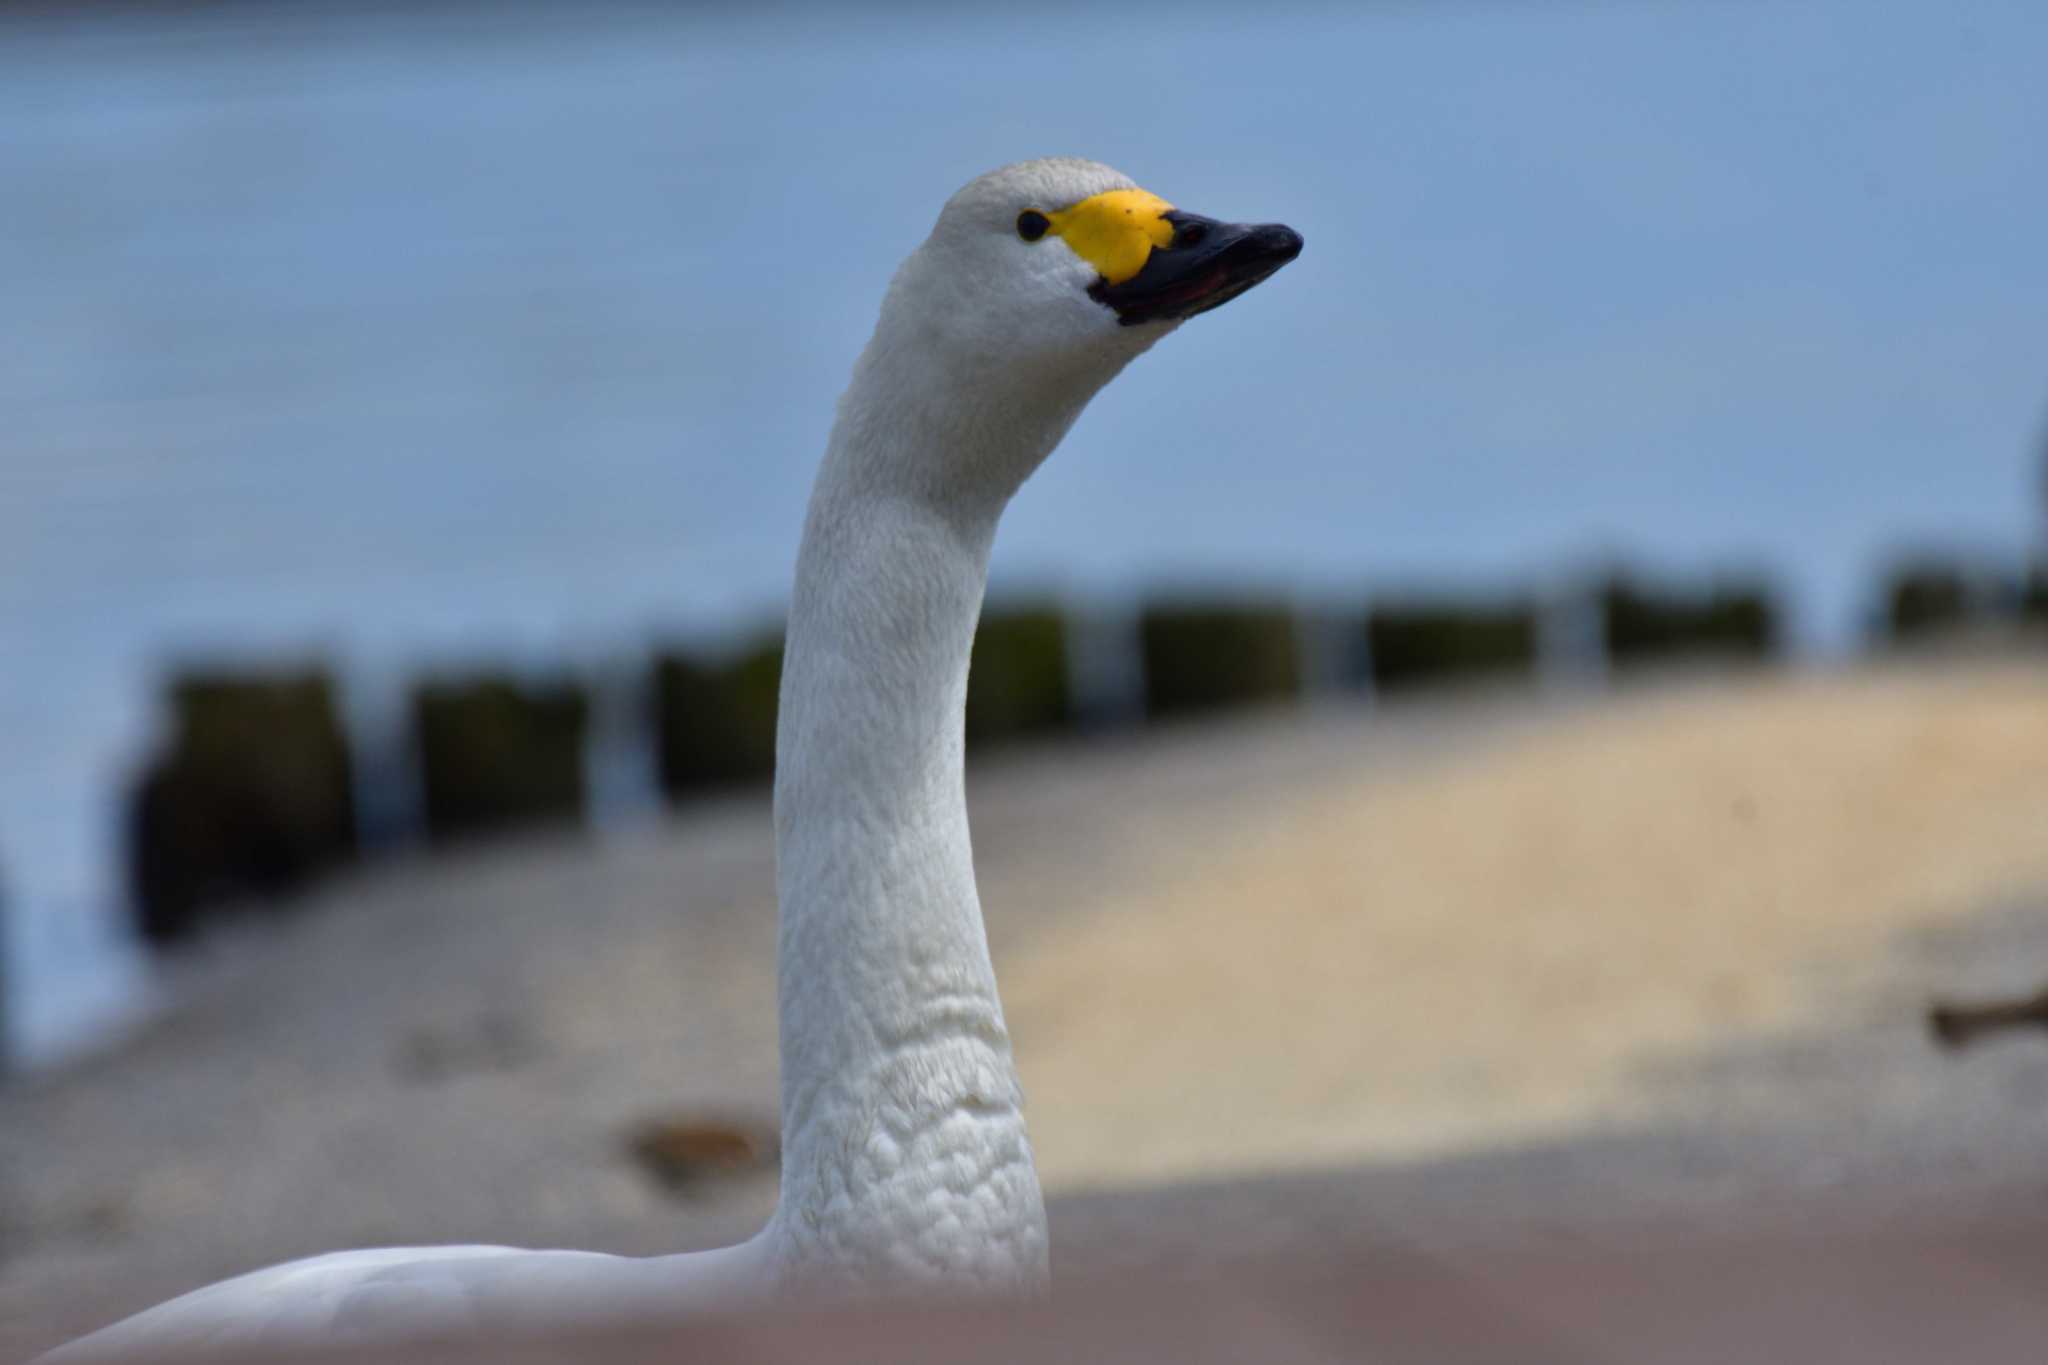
[6,661,2048,1358]
[1005,661,2048,1185]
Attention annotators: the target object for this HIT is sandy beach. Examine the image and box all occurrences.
[6,661,2048,1359]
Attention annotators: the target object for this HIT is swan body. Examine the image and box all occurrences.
[44,157,1299,1361]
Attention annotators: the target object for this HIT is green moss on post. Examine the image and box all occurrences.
[1366,601,1537,694]
[2022,562,2048,625]
[1881,562,1976,642]
[1601,576,1779,667]
[652,640,784,799]
[127,671,357,946]
[414,677,588,843]
[966,605,1072,750]
[1139,602,1300,720]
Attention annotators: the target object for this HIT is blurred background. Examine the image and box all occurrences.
[4,0,2047,1357]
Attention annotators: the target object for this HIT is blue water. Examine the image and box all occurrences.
[3,0,2043,1064]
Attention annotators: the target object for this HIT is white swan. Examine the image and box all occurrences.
[45,157,1301,1360]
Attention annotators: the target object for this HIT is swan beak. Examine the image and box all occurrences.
[1089,212,1303,327]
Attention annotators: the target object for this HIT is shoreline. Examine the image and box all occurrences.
[8,662,2048,1356]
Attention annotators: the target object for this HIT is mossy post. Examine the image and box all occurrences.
[1600,575,1779,668]
[127,670,358,945]
[2022,560,2048,627]
[1138,601,1300,719]
[413,677,589,843]
[1365,599,1538,695]
[1880,560,1977,643]
[965,604,1073,749]
[652,638,785,800]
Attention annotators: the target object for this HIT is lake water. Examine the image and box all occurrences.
[3,0,2043,1065]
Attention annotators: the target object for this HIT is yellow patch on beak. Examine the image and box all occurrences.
[1043,188,1176,286]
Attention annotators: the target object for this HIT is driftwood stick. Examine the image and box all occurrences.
[1928,987,2048,1050]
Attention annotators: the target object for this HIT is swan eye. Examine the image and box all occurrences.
[1015,210,1050,243]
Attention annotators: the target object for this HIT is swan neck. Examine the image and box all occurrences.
[767,409,1049,1292]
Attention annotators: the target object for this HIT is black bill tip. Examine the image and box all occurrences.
[1091,213,1304,327]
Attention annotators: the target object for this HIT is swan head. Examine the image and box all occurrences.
[909,157,1302,361]
[852,158,1303,500]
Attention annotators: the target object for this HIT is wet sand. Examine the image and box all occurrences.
[5,661,2048,1359]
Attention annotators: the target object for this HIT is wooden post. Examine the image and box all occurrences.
[1928,987,2048,1050]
